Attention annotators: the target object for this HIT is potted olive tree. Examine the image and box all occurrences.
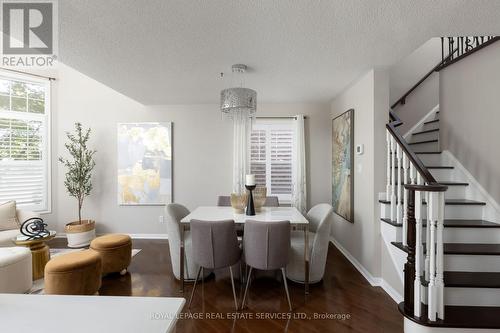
[59,122,97,248]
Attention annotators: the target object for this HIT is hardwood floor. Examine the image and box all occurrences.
[47,238,403,333]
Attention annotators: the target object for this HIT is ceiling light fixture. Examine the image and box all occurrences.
[220,64,257,118]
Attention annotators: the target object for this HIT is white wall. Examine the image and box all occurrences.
[441,41,500,203]
[330,69,389,277]
[390,38,441,134]
[42,64,331,235]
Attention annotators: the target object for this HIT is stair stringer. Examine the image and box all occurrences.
[441,150,500,222]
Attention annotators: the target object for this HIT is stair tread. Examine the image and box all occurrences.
[443,271,500,288]
[391,181,468,186]
[399,302,500,328]
[379,198,484,205]
[409,139,439,145]
[392,242,500,255]
[413,128,440,135]
[392,165,454,169]
[424,119,440,124]
[415,151,442,154]
[425,165,453,169]
[381,218,500,228]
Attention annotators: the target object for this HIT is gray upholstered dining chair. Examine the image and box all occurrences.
[286,203,333,283]
[217,196,231,206]
[264,196,280,207]
[165,203,211,281]
[241,220,292,311]
[188,219,241,310]
[217,195,280,207]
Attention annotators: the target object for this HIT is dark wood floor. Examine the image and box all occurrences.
[47,238,403,333]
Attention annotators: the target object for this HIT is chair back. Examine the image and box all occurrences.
[165,203,190,243]
[264,196,279,207]
[217,196,231,207]
[307,203,333,234]
[191,219,240,269]
[243,220,290,270]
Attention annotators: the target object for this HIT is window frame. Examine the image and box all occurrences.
[250,119,294,204]
[0,70,51,213]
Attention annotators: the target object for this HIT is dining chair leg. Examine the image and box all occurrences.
[240,267,253,310]
[229,266,238,311]
[281,268,292,312]
[188,266,202,308]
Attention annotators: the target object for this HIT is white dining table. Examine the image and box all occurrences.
[180,206,310,295]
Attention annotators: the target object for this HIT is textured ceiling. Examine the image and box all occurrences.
[58,0,500,105]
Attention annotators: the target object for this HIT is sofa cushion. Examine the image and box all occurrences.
[0,201,19,231]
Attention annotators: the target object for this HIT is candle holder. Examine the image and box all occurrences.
[245,184,256,216]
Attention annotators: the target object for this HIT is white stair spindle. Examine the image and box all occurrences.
[402,154,409,246]
[436,191,445,320]
[390,137,396,222]
[425,191,431,281]
[428,191,438,321]
[386,130,391,201]
[396,146,403,226]
[414,189,423,317]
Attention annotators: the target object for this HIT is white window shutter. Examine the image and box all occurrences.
[0,73,50,212]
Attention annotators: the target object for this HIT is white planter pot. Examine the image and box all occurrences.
[65,220,96,248]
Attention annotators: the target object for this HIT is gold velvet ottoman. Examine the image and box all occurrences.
[44,250,102,295]
[90,234,132,276]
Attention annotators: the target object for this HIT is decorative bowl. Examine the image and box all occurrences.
[253,186,267,212]
[230,193,247,213]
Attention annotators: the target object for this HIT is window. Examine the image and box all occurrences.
[250,120,294,203]
[0,72,51,212]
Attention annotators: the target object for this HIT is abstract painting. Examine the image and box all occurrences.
[117,122,172,205]
[332,109,354,222]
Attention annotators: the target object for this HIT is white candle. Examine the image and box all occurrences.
[246,174,255,186]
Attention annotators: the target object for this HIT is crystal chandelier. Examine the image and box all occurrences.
[220,64,257,117]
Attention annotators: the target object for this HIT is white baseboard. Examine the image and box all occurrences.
[380,279,403,304]
[330,237,381,286]
[403,104,439,139]
[55,233,168,240]
[330,237,403,304]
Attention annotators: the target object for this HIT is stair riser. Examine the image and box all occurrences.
[409,141,440,152]
[416,153,443,165]
[422,121,439,131]
[422,228,500,244]
[428,169,455,180]
[444,255,500,272]
[410,131,439,142]
[443,186,466,200]
[444,288,500,307]
[381,203,483,220]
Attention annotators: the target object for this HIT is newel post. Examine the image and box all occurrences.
[404,187,416,314]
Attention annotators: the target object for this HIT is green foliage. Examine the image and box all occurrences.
[58,123,96,224]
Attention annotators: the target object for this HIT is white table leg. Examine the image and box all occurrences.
[180,224,185,293]
[304,224,309,295]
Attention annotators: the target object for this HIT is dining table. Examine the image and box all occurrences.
[179,206,310,296]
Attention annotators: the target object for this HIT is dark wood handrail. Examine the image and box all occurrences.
[390,49,457,109]
[392,36,500,110]
[437,36,500,71]
[387,110,439,185]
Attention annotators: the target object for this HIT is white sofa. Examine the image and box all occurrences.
[0,209,39,247]
[0,247,32,293]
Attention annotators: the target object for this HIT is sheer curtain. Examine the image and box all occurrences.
[292,114,307,213]
[232,109,252,193]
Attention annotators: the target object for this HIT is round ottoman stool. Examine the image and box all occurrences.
[0,247,32,293]
[90,234,132,276]
[44,250,102,295]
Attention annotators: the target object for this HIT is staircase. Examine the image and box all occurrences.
[380,36,500,331]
